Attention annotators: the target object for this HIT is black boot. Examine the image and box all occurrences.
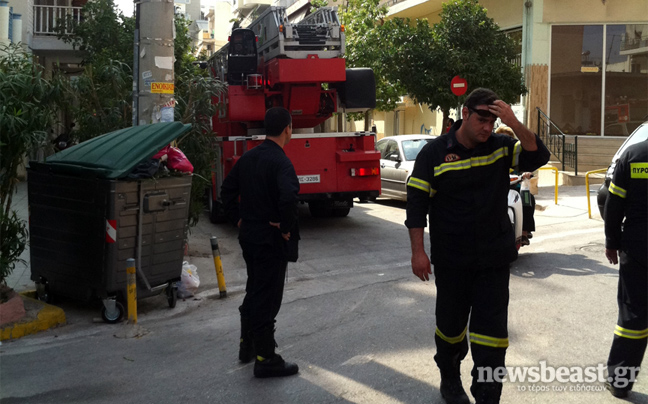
[252,326,298,378]
[440,377,470,404]
[471,382,502,404]
[239,314,254,363]
[254,354,299,378]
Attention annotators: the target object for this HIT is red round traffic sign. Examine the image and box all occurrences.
[451,75,467,96]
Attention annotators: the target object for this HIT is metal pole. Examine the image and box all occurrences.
[210,236,227,298]
[136,0,175,125]
[126,258,137,324]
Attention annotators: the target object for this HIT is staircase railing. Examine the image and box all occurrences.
[536,107,578,175]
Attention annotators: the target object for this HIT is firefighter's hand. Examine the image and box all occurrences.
[522,172,533,180]
[270,221,290,241]
[489,100,517,127]
[605,248,619,265]
[411,250,432,281]
[237,219,242,228]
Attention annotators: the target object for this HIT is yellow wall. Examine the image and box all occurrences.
[480,0,524,29]
[543,0,648,23]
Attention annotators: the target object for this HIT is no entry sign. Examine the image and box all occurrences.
[451,75,467,96]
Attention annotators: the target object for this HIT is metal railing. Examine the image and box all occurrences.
[586,168,607,219]
[536,107,579,175]
[33,5,82,36]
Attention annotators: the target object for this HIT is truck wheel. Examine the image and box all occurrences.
[308,202,331,218]
[166,283,178,308]
[208,188,227,224]
[332,208,350,217]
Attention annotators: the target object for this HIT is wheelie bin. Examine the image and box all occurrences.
[27,122,193,322]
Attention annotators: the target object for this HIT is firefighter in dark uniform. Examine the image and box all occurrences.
[405,88,550,404]
[221,107,300,378]
[604,138,648,398]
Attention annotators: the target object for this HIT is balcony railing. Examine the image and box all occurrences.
[33,5,82,36]
[621,34,648,51]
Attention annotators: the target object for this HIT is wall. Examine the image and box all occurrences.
[543,0,648,24]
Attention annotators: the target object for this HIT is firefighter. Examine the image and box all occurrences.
[604,138,648,398]
[405,88,550,404]
[221,107,300,378]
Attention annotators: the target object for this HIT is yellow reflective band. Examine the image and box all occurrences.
[614,325,648,340]
[430,188,437,198]
[512,141,522,168]
[434,147,508,176]
[436,327,467,344]
[630,163,648,179]
[407,176,431,194]
[609,182,627,198]
[469,332,509,348]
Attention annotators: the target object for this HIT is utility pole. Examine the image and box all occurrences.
[134,0,175,126]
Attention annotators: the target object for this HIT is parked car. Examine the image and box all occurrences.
[596,121,648,218]
[375,134,437,201]
[604,121,644,137]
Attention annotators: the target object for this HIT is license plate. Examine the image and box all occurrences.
[298,174,321,184]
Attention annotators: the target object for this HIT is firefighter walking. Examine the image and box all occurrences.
[604,139,648,398]
[406,88,550,404]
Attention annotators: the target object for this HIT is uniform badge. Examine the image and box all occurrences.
[445,153,460,162]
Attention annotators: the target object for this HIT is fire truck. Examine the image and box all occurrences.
[207,6,380,222]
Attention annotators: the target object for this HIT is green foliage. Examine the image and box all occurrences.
[339,0,526,121]
[413,0,527,116]
[55,0,135,68]
[0,44,63,284]
[310,0,330,12]
[338,0,404,111]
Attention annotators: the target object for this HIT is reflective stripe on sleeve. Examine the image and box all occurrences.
[407,177,431,194]
[608,182,627,198]
[614,325,648,340]
[436,327,467,344]
[469,332,509,348]
[434,147,508,176]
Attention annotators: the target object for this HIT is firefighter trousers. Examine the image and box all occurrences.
[239,241,288,358]
[607,250,648,392]
[433,264,510,399]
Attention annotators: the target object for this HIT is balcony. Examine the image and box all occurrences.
[31,4,82,51]
[234,0,272,12]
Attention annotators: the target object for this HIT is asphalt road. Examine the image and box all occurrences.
[1,185,646,404]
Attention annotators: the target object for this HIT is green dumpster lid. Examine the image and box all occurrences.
[43,122,192,179]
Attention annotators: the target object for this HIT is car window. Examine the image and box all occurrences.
[384,140,400,160]
[375,139,388,158]
[402,139,433,161]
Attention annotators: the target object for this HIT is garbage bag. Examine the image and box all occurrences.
[178,261,200,298]
[167,147,194,173]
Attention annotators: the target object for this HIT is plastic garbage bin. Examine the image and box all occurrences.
[27,122,193,322]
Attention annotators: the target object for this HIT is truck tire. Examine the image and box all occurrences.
[336,68,376,109]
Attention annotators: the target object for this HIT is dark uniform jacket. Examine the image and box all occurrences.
[405,121,550,269]
[221,139,300,255]
[605,139,648,265]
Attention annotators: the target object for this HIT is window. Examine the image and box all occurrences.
[551,24,648,136]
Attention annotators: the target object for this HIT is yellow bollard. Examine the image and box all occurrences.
[126,258,137,324]
[210,237,227,298]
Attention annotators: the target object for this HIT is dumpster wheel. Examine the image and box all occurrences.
[101,301,125,324]
[166,283,177,308]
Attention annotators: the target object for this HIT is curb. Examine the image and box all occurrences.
[0,292,66,341]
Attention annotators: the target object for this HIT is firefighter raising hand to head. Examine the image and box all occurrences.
[405,88,550,404]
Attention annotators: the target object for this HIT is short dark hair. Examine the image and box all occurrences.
[264,107,292,137]
[464,88,499,110]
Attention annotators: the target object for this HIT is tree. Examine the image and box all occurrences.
[56,2,224,226]
[0,44,64,291]
[338,0,405,112]
[399,0,526,125]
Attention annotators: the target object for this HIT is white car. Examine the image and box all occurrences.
[375,134,437,201]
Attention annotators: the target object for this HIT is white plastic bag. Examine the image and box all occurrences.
[178,261,200,298]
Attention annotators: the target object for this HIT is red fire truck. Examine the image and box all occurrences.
[207,6,380,222]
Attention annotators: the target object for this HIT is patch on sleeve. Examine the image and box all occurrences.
[630,163,648,179]
[444,153,461,162]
